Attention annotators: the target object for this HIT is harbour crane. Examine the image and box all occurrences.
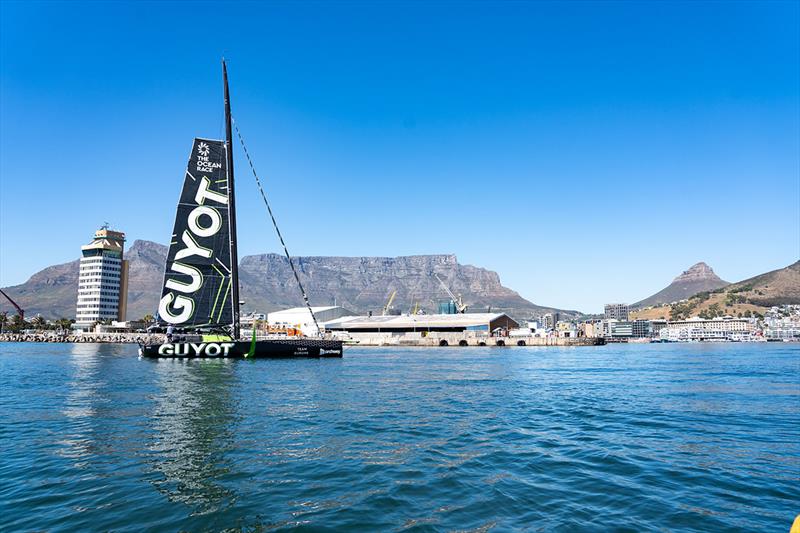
[382,290,397,316]
[0,288,24,321]
[434,274,467,314]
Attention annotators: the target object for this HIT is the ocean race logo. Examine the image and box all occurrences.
[196,141,222,173]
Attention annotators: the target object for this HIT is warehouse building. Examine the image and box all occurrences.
[322,313,518,333]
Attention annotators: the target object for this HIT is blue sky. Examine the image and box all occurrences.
[1,1,798,312]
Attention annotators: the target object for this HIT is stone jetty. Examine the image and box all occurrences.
[0,332,165,344]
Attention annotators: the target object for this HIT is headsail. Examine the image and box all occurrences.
[158,138,234,328]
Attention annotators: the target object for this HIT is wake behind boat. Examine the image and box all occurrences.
[139,60,342,359]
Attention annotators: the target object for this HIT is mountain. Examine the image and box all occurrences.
[1,240,574,321]
[238,253,574,318]
[722,260,800,307]
[122,240,170,319]
[0,259,81,320]
[630,260,800,321]
[633,262,729,308]
[0,240,168,321]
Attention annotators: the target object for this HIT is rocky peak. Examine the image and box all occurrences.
[129,239,167,256]
[633,261,730,308]
[673,262,723,283]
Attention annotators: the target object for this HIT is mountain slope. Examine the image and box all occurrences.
[633,262,729,308]
[1,240,574,320]
[722,260,800,307]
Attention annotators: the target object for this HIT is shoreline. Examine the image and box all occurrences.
[0,332,605,347]
[0,333,164,344]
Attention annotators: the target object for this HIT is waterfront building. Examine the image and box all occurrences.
[604,303,629,321]
[556,321,578,338]
[609,320,633,338]
[323,313,519,334]
[595,319,655,339]
[763,326,800,340]
[75,228,129,329]
[650,319,668,336]
[580,320,603,338]
[268,306,354,335]
[632,319,651,338]
[659,316,757,342]
[667,316,755,333]
[514,321,547,337]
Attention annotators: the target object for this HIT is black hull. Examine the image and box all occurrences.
[139,338,343,358]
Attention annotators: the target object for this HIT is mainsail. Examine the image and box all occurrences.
[158,138,234,328]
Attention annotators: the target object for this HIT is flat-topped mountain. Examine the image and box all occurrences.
[633,262,729,308]
[237,252,572,318]
[1,240,574,321]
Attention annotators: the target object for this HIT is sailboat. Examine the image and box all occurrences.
[139,60,343,358]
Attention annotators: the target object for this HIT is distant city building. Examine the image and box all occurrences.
[666,316,754,333]
[650,319,668,336]
[763,305,800,340]
[541,312,559,330]
[75,228,129,328]
[556,320,577,338]
[609,320,633,338]
[604,303,629,321]
[631,319,651,338]
[580,320,603,338]
[599,318,651,339]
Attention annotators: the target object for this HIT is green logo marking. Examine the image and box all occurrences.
[246,328,257,358]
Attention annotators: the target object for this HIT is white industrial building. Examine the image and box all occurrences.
[322,312,519,333]
[267,306,354,335]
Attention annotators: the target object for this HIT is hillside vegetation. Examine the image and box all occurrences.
[631,260,799,321]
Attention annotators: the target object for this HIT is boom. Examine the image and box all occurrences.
[434,274,467,313]
[382,290,397,316]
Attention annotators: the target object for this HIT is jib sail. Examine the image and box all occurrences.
[158,138,234,328]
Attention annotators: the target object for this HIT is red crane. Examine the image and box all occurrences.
[0,288,24,321]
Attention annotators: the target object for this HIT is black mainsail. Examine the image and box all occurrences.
[157,137,234,329]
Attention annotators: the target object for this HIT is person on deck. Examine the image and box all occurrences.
[166,325,174,343]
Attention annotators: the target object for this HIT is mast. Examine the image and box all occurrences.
[223,58,241,339]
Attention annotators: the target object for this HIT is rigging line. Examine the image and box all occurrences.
[232,118,322,336]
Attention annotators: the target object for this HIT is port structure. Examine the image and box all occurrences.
[382,290,397,316]
[434,274,467,314]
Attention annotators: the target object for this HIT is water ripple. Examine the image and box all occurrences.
[0,342,798,531]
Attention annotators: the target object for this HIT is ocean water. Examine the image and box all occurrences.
[0,342,797,532]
